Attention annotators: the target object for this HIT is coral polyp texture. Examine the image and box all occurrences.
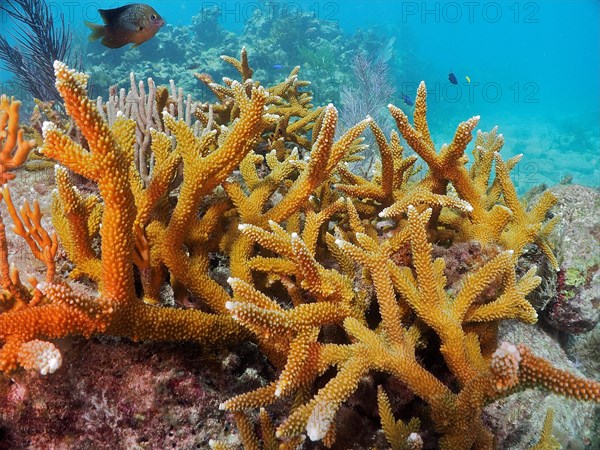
[0,50,598,449]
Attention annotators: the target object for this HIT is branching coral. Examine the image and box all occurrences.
[0,59,265,373]
[222,206,545,448]
[0,95,36,183]
[214,66,596,448]
[377,386,422,450]
[0,49,598,449]
[529,409,561,450]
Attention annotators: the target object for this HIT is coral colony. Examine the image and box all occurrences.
[0,49,598,449]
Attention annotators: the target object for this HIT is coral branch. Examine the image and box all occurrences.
[0,95,36,183]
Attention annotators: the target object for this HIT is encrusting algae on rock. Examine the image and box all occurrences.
[0,49,599,448]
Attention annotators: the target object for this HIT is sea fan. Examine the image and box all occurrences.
[0,0,83,104]
[340,52,396,173]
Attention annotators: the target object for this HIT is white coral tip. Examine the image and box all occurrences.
[42,121,56,137]
[43,351,62,375]
[407,432,423,446]
[306,402,335,441]
[21,340,63,375]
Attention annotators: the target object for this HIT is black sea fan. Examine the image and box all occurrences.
[0,0,83,104]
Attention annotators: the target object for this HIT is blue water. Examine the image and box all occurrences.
[1,0,598,190]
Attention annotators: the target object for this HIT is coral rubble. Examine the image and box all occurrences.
[1,50,599,449]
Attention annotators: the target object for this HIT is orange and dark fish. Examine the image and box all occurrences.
[448,72,458,85]
[85,3,165,49]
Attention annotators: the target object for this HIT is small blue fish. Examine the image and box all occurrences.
[401,94,414,106]
[448,72,458,85]
[272,64,284,70]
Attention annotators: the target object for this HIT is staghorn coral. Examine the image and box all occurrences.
[529,409,561,450]
[377,386,422,450]
[0,50,599,448]
[0,59,263,373]
[214,67,597,448]
[221,208,550,448]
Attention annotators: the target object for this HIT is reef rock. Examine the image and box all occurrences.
[544,185,600,333]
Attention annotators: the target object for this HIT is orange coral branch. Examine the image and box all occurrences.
[0,95,36,183]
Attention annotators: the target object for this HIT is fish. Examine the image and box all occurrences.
[272,64,284,70]
[401,94,414,106]
[85,3,165,49]
[378,36,396,63]
[448,72,458,85]
[465,75,471,83]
